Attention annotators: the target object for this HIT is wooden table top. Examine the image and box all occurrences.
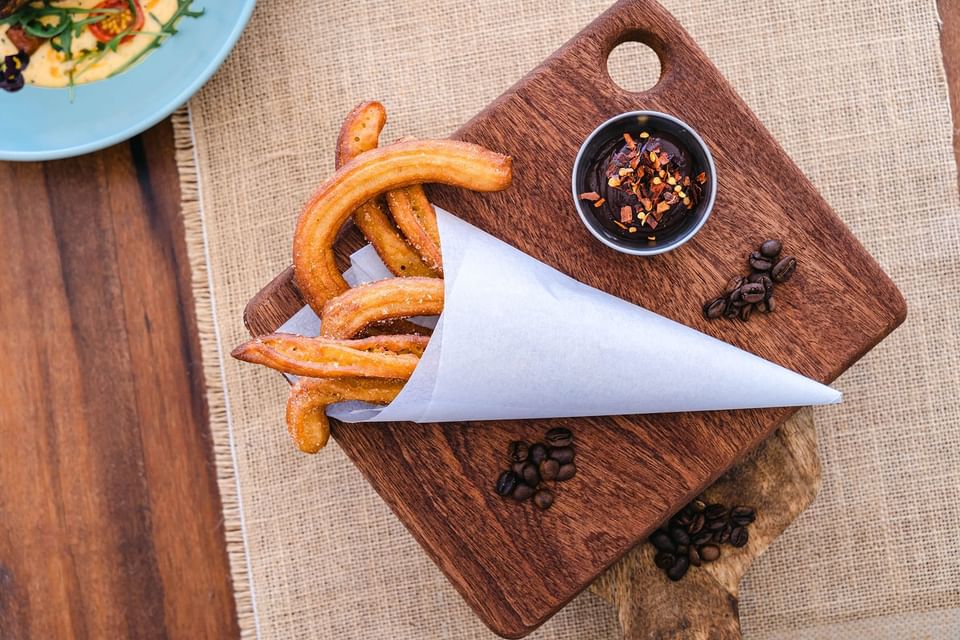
[1,5,957,638]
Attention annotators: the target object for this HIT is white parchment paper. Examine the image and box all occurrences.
[280,208,841,423]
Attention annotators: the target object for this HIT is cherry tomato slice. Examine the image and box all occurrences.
[88,0,145,45]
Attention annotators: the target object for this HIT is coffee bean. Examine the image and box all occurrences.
[534,490,555,510]
[740,283,766,304]
[703,296,727,319]
[749,251,773,272]
[730,526,749,547]
[544,427,573,447]
[699,544,721,562]
[705,504,728,520]
[760,239,782,258]
[666,555,689,581]
[712,530,723,543]
[719,527,731,545]
[766,296,776,312]
[671,513,692,529]
[755,300,769,313]
[511,461,526,476]
[507,440,529,463]
[549,446,575,465]
[512,483,535,501]
[723,302,738,318]
[529,443,548,464]
[771,256,797,282]
[724,275,746,294]
[738,304,753,322]
[692,531,714,546]
[691,499,706,513]
[688,546,702,567]
[688,513,706,535]
[708,519,726,532]
[654,552,676,570]
[539,459,560,481]
[495,471,519,497]
[729,287,743,303]
[669,527,690,546]
[650,530,675,553]
[730,506,756,525]
[521,462,540,487]
[556,463,576,481]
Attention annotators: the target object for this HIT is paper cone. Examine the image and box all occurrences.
[280,208,840,423]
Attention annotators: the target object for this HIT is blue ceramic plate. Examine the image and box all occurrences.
[0,1,255,161]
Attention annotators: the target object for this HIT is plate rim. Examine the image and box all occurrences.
[0,0,256,162]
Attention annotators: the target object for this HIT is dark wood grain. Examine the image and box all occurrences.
[0,121,238,639]
[244,1,905,637]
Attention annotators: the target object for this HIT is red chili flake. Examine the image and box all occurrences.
[620,206,633,223]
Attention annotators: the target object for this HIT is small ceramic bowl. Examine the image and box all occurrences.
[571,111,717,256]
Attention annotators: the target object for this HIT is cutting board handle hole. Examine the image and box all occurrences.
[606,39,663,95]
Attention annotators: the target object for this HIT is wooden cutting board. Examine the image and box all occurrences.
[244,0,905,636]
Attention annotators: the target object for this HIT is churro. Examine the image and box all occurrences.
[286,378,405,453]
[293,139,512,314]
[320,277,444,339]
[385,186,443,271]
[336,102,438,280]
[231,333,429,379]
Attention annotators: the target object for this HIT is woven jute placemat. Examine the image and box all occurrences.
[173,0,960,637]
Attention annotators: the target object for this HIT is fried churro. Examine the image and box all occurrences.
[293,139,512,314]
[231,333,429,379]
[286,377,406,453]
[320,277,444,339]
[336,102,438,280]
[385,186,443,271]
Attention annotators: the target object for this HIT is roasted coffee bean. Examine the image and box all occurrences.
[545,427,573,447]
[724,275,746,294]
[749,251,773,272]
[512,483,535,501]
[755,300,769,313]
[703,296,727,319]
[740,283,766,304]
[539,459,560,481]
[738,304,753,321]
[730,526,749,547]
[549,446,575,465]
[650,530,675,553]
[688,545,702,567]
[699,544,721,562]
[529,443,548,464]
[723,302,738,319]
[688,513,706,535]
[691,499,707,513]
[705,504,727,520]
[719,527,732,545]
[730,506,756,525]
[771,256,797,282]
[511,461,526,476]
[692,531,714,545]
[708,519,727,532]
[556,463,577,481]
[671,512,692,528]
[760,239,782,258]
[521,462,540,487]
[495,471,519,496]
[712,530,723,543]
[676,544,688,557]
[508,440,529,463]
[669,527,690,546]
[654,552,676,570]
[666,555,689,581]
[766,296,776,312]
[534,489,555,510]
[729,287,743,303]
[749,272,774,294]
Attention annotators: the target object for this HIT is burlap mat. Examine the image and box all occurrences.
[173,0,960,637]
